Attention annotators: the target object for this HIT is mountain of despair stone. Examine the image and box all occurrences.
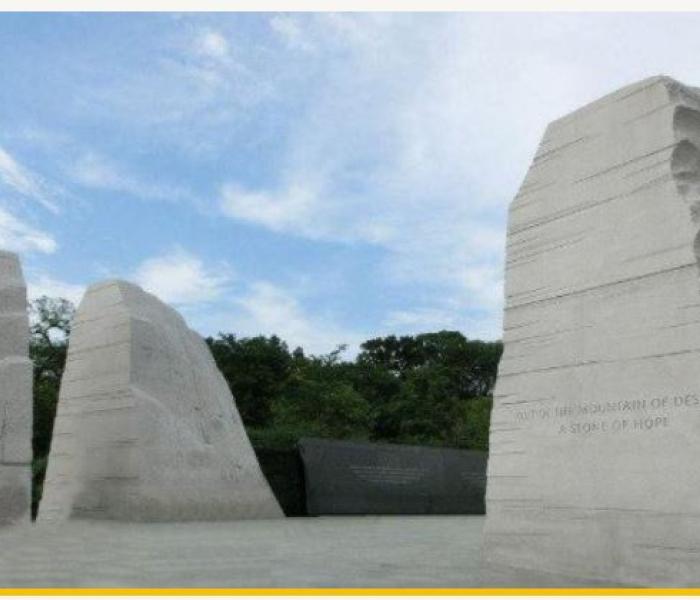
[0,251,31,526]
[482,76,700,586]
[39,280,283,521]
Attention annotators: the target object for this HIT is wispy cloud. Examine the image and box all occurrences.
[0,144,59,213]
[70,151,194,204]
[235,281,364,354]
[77,23,271,150]
[220,179,328,239]
[193,279,365,356]
[382,303,501,342]
[130,247,363,355]
[215,14,519,337]
[10,13,699,347]
[269,15,315,52]
[0,207,56,254]
[133,247,232,306]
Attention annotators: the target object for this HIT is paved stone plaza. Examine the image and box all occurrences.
[0,516,484,588]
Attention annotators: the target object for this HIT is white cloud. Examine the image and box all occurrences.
[220,180,324,238]
[382,301,502,342]
[133,248,232,306]
[270,15,315,52]
[237,281,364,354]
[19,13,700,345]
[0,207,56,254]
[79,24,269,146]
[27,275,85,306]
[129,250,363,355]
[0,146,41,198]
[71,152,191,203]
[194,279,365,356]
[196,30,230,61]
[215,13,700,341]
[383,308,459,331]
[218,15,523,334]
[71,152,124,190]
[0,145,58,213]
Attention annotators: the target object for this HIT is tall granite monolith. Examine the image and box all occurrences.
[39,280,283,521]
[0,251,31,526]
[482,76,700,586]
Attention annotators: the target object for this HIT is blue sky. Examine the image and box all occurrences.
[3,13,700,354]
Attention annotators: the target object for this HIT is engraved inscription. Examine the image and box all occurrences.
[349,464,426,485]
[512,393,700,435]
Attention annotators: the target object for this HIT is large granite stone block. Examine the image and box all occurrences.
[482,76,700,586]
[39,280,283,522]
[0,358,32,464]
[0,250,31,526]
[0,465,30,525]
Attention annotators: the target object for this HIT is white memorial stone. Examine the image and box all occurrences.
[0,250,32,526]
[39,280,283,522]
[482,76,700,586]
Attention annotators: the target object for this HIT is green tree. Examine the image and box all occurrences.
[455,396,492,451]
[29,296,75,517]
[358,330,502,397]
[30,297,74,456]
[357,334,424,376]
[393,365,463,444]
[351,362,403,441]
[273,346,371,440]
[356,331,501,447]
[207,334,294,428]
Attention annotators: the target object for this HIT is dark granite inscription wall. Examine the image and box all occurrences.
[299,438,486,515]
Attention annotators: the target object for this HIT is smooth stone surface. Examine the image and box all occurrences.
[39,280,283,522]
[0,516,484,587]
[0,250,31,526]
[482,75,700,586]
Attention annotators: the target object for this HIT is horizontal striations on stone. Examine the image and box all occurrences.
[0,250,31,526]
[0,314,30,358]
[0,465,30,526]
[0,358,32,464]
[39,280,283,522]
[482,77,700,586]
